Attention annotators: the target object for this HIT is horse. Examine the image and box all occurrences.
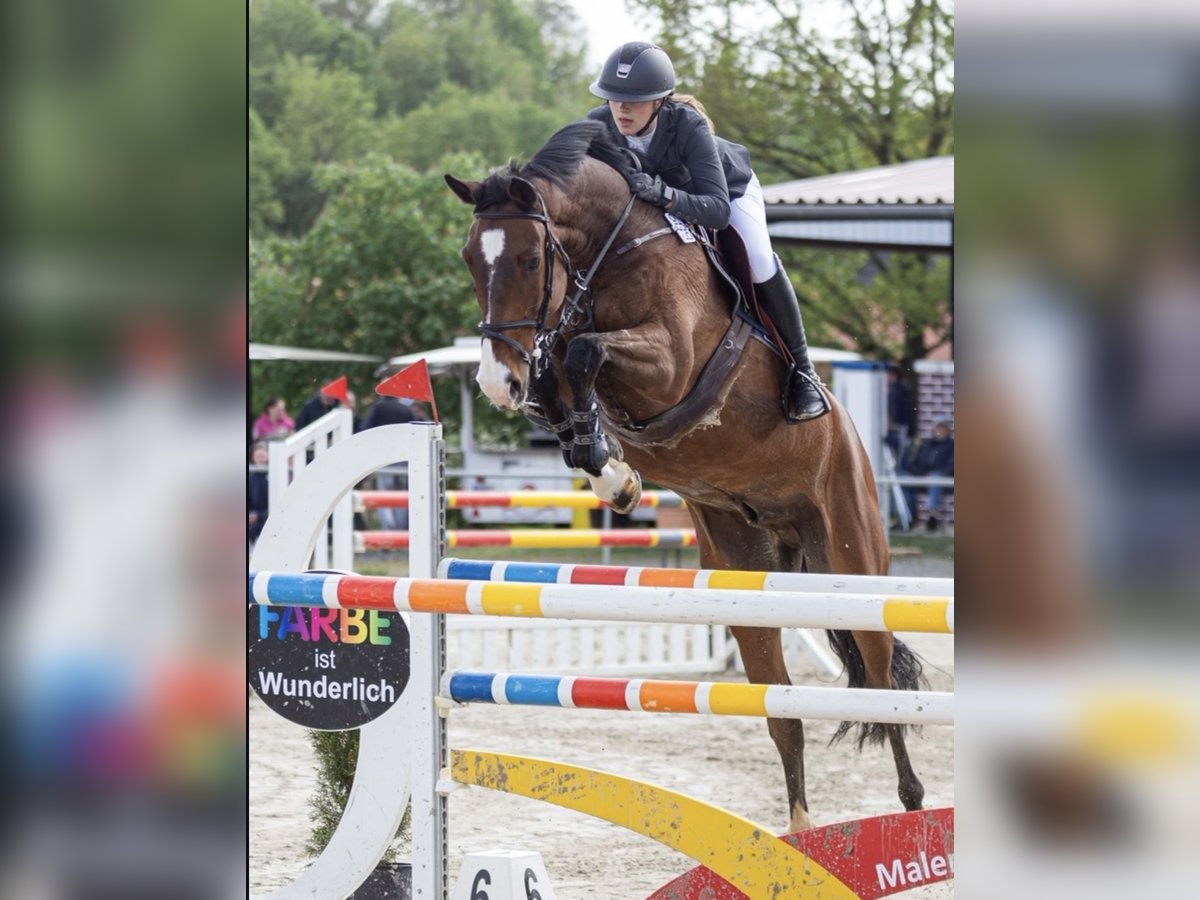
[445,120,925,832]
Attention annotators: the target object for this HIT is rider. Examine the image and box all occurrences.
[587,41,830,422]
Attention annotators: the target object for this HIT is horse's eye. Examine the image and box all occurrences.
[524,256,540,273]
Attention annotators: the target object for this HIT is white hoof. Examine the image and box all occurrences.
[587,460,641,514]
[789,804,815,834]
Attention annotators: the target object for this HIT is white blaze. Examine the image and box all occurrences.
[476,340,519,410]
[479,228,505,319]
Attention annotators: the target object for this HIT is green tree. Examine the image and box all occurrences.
[249,152,484,428]
[248,0,592,236]
[250,0,378,126]
[271,56,378,233]
[375,8,448,116]
[250,108,290,237]
[635,0,953,178]
[379,85,567,170]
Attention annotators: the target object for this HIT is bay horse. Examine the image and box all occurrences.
[445,120,925,832]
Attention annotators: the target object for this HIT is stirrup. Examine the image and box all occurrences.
[783,368,831,423]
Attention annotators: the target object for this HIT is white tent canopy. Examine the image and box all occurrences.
[249,342,385,364]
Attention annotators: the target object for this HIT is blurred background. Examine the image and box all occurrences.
[955,1,1200,897]
[1,0,1198,897]
[1,1,246,897]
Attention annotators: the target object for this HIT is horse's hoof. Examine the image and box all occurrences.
[609,468,642,515]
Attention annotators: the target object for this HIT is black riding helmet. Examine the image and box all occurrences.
[589,42,675,102]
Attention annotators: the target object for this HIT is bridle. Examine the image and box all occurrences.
[473,189,636,383]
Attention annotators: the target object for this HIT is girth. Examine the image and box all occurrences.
[601,314,755,447]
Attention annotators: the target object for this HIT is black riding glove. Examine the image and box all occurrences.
[627,172,676,209]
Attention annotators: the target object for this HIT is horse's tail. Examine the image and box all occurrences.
[825,629,927,749]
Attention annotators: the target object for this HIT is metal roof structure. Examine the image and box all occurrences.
[762,156,953,253]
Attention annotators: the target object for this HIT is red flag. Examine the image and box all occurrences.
[375,359,438,422]
[318,375,349,405]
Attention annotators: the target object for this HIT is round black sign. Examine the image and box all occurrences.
[247,593,410,730]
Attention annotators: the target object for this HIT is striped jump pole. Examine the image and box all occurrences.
[354,528,697,551]
[355,489,685,510]
[440,556,955,598]
[248,570,955,633]
[442,671,954,726]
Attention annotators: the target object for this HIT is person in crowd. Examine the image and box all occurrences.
[293,381,346,431]
[252,397,294,440]
[362,396,418,530]
[247,441,269,547]
[586,41,829,422]
[344,391,363,433]
[898,420,954,532]
[885,366,916,463]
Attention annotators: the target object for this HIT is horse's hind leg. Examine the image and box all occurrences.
[848,630,926,812]
[822,472,926,813]
[844,628,926,816]
[691,506,814,833]
[731,624,815,833]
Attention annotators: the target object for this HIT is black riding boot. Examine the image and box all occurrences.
[754,256,831,422]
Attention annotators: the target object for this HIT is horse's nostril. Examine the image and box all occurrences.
[509,379,523,401]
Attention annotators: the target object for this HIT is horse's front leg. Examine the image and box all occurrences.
[563,335,641,513]
[563,335,611,475]
[528,359,574,469]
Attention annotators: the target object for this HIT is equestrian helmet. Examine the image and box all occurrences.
[590,42,675,102]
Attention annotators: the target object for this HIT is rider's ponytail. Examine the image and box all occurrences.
[672,93,716,132]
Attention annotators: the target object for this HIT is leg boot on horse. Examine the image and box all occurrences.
[755,257,832,423]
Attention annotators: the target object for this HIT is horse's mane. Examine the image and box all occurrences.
[474,120,634,210]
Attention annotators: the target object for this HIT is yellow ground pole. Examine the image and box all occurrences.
[451,749,858,899]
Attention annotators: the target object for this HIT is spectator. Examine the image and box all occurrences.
[292,390,339,432]
[362,396,417,530]
[248,441,269,547]
[898,420,954,532]
[885,366,916,464]
[344,391,363,433]
[251,397,294,440]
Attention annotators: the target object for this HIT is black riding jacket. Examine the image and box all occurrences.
[588,101,754,231]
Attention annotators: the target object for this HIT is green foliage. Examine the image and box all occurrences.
[250,108,290,237]
[250,152,484,421]
[249,0,589,236]
[375,9,450,116]
[269,57,380,234]
[379,85,567,170]
[781,247,952,363]
[250,0,377,126]
[306,729,410,859]
[635,0,953,178]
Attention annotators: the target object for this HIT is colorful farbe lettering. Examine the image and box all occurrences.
[257,606,393,645]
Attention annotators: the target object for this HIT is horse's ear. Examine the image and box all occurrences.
[445,174,481,205]
[508,177,540,211]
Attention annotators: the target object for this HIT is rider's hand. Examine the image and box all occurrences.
[628,172,676,209]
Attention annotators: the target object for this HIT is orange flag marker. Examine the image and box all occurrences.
[375,359,438,422]
[319,375,349,405]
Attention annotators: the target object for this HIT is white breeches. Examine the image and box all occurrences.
[728,174,778,283]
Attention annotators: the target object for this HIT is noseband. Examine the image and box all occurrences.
[473,191,636,379]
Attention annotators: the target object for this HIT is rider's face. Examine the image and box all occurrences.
[608,99,659,136]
